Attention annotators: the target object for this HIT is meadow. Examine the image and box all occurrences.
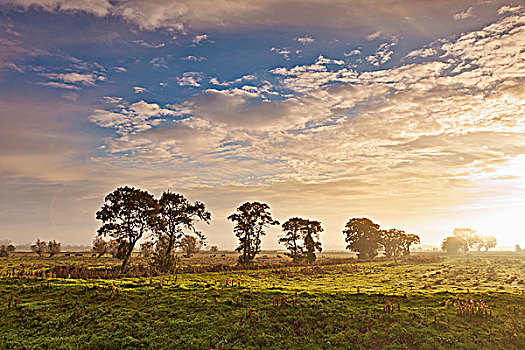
[0,252,524,349]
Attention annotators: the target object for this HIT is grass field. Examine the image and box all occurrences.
[1,252,524,349]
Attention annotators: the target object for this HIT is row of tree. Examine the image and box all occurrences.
[94,186,421,273]
[30,239,61,257]
[441,228,497,254]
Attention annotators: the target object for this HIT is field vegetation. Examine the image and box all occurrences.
[1,252,524,349]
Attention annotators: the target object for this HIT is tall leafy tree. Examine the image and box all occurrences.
[92,237,108,258]
[154,191,211,258]
[180,235,202,256]
[381,229,420,257]
[482,235,497,251]
[96,186,158,273]
[228,202,279,264]
[47,240,61,257]
[280,217,306,262]
[400,233,420,255]
[280,217,323,263]
[381,229,404,258]
[343,218,382,259]
[452,228,476,251]
[303,219,323,263]
[442,236,467,254]
[31,239,47,257]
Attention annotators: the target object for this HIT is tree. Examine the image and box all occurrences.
[452,228,476,251]
[228,202,279,264]
[381,229,404,258]
[343,218,382,259]
[92,237,108,258]
[180,235,202,256]
[150,238,179,273]
[516,245,522,252]
[303,219,323,263]
[470,235,485,251]
[280,217,323,263]
[96,186,159,274]
[6,244,15,252]
[31,239,47,257]
[482,235,497,252]
[0,246,8,257]
[153,191,211,268]
[209,245,219,253]
[441,236,467,254]
[107,240,120,258]
[48,240,61,257]
[400,233,420,255]
[140,241,154,258]
[280,217,306,262]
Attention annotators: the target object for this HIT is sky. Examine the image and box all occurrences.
[0,0,524,249]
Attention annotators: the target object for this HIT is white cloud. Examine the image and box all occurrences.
[37,81,81,90]
[42,72,100,85]
[88,100,179,133]
[404,47,437,59]
[453,7,475,20]
[92,12,525,192]
[177,72,204,87]
[133,40,165,48]
[182,55,206,62]
[498,5,522,15]
[295,36,315,45]
[192,34,210,45]
[270,46,293,60]
[365,38,398,66]
[344,49,361,56]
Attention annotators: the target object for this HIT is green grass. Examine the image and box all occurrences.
[0,253,524,349]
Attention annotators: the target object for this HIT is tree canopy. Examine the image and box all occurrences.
[228,201,279,264]
[280,217,323,263]
[154,191,211,258]
[343,218,382,259]
[96,186,158,273]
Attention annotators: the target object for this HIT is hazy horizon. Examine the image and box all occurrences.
[1,0,524,249]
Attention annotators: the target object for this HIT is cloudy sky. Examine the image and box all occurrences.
[1,0,524,249]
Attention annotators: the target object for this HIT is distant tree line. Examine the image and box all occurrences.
[5,186,508,271]
[90,186,424,273]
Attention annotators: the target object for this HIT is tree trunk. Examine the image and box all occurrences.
[121,245,133,274]
[121,257,129,274]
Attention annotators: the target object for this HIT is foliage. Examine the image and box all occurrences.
[96,186,159,273]
[209,245,219,253]
[140,241,154,258]
[381,229,404,258]
[343,218,382,259]
[228,202,279,264]
[0,245,8,257]
[47,240,61,257]
[92,237,108,258]
[441,236,467,254]
[107,239,120,258]
[516,245,522,252]
[399,233,420,255]
[280,217,323,263]
[6,244,15,252]
[452,228,476,251]
[153,191,211,265]
[482,235,497,251]
[30,239,47,257]
[180,236,202,256]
